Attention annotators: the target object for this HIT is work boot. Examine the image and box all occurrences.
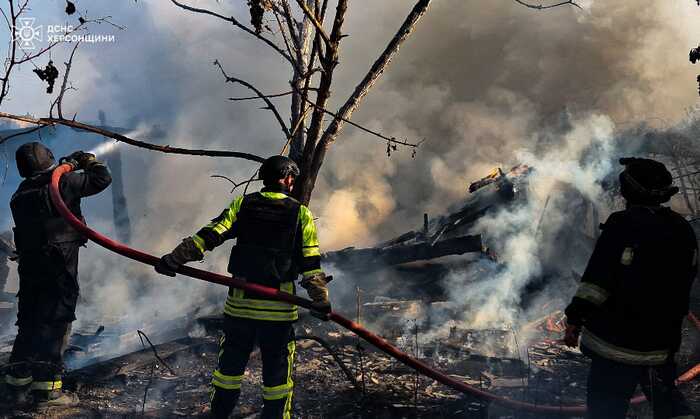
[33,389,79,408]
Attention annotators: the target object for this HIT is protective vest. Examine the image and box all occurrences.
[227,192,301,287]
[567,205,697,365]
[10,176,85,253]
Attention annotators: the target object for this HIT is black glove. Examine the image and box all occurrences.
[310,302,332,321]
[155,254,180,277]
[60,151,96,170]
[154,238,203,277]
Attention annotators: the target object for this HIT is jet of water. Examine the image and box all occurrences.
[87,140,120,159]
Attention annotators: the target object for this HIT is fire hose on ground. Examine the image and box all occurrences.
[49,163,700,416]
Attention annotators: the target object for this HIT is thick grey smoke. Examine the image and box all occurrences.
[1,0,699,355]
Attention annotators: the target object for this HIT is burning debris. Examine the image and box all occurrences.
[0,161,698,418]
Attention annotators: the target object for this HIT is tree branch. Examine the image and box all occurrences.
[51,41,81,119]
[298,0,347,183]
[0,125,42,144]
[270,5,298,69]
[170,0,296,66]
[0,112,265,162]
[228,90,294,101]
[512,0,582,10]
[294,0,331,49]
[299,94,421,148]
[298,0,432,204]
[0,0,23,107]
[213,59,292,140]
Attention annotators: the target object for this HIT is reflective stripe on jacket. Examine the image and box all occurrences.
[190,191,322,321]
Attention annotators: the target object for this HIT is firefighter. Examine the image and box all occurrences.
[155,155,330,419]
[564,157,697,419]
[2,142,112,407]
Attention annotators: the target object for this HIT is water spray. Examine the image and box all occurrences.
[87,140,120,159]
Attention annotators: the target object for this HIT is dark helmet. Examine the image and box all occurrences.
[16,141,56,178]
[259,155,300,185]
[619,157,678,204]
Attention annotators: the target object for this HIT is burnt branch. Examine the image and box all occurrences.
[0,112,266,162]
[300,94,421,148]
[51,41,81,119]
[228,90,294,101]
[512,0,582,10]
[170,0,295,66]
[211,174,262,193]
[297,334,362,393]
[214,59,292,140]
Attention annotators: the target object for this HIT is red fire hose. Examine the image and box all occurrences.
[49,164,700,416]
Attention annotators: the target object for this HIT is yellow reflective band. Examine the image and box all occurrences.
[302,246,321,257]
[262,384,293,400]
[211,369,243,390]
[299,205,320,249]
[280,281,294,294]
[218,335,226,360]
[204,196,244,237]
[224,306,299,321]
[226,296,297,312]
[580,329,669,366]
[302,268,323,277]
[574,283,610,305]
[31,380,62,391]
[191,234,207,254]
[4,374,32,387]
[223,274,299,322]
[260,192,288,200]
[263,340,295,407]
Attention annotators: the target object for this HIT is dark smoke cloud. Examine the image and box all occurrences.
[1,1,699,343]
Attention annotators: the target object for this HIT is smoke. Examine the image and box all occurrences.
[444,114,615,329]
[1,0,699,360]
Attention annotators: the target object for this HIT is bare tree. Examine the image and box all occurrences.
[171,0,431,205]
[0,0,584,205]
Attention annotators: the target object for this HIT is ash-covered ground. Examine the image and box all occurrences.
[1,307,697,419]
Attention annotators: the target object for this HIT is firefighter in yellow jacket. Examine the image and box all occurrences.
[154,156,331,419]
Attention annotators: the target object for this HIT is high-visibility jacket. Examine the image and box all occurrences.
[191,189,322,322]
[565,205,697,365]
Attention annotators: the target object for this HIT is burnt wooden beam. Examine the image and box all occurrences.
[323,234,483,273]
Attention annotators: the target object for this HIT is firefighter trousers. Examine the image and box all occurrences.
[586,352,695,419]
[210,315,295,419]
[5,245,79,397]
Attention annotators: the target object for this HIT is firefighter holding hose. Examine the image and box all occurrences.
[155,155,331,419]
[2,142,112,407]
[565,158,697,419]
